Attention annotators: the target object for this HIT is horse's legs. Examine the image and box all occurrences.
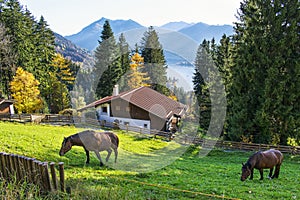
[259,169,264,180]
[268,167,274,179]
[272,165,281,179]
[84,148,90,164]
[113,148,118,163]
[94,151,104,166]
[249,169,254,180]
[106,149,112,162]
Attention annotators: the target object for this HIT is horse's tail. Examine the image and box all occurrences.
[105,132,119,149]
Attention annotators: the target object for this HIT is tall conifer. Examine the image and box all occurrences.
[94,20,122,98]
[193,40,212,134]
[140,26,168,94]
[228,0,300,144]
[117,33,130,92]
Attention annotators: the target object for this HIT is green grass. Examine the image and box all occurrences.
[0,121,299,199]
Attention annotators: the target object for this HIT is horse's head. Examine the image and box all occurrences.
[241,163,251,181]
[59,137,72,156]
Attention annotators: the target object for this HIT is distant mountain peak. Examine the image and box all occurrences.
[160,21,193,31]
[65,17,233,51]
[65,18,143,50]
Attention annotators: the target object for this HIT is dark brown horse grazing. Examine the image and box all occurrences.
[241,149,283,181]
[59,130,119,166]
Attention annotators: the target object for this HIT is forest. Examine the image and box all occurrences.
[0,0,299,146]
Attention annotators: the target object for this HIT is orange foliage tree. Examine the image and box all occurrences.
[10,67,43,113]
[127,52,150,89]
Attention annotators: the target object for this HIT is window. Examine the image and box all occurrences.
[124,122,129,126]
[144,124,148,128]
[102,106,107,113]
[116,106,120,111]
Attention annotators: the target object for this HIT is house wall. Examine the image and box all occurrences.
[0,102,12,114]
[96,99,172,132]
[96,102,151,132]
[110,99,150,120]
[149,113,167,131]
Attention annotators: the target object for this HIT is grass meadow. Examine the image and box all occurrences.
[0,121,299,199]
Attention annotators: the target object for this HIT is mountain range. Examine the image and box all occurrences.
[64,17,233,51]
[55,17,234,90]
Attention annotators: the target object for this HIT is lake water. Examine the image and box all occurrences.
[167,65,194,91]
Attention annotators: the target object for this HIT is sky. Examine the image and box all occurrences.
[18,0,242,36]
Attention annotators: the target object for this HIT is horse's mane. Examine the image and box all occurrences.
[66,133,78,140]
[246,151,262,168]
[64,133,82,146]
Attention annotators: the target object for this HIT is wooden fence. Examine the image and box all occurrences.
[73,117,175,140]
[42,114,73,124]
[188,137,300,154]
[0,152,65,193]
[0,114,74,124]
[1,114,299,154]
[0,113,32,123]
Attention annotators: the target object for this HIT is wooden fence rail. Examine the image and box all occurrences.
[44,116,300,154]
[187,137,300,154]
[1,114,299,154]
[74,117,175,140]
[0,152,65,193]
[0,113,32,123]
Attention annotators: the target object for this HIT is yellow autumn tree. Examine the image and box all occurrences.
[50,53,74,113]
[51,53,75,85]
[10,67,43,113]
[127,52,150,89]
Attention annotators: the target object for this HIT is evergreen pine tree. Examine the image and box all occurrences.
[214,34,233,135]
[141,26,168,94]
[32,16,56,91]
[0,0,56,108]
[228,0,300,144]
[94,20,122,98]
[193,40,212,135]
[117,33,130,92]
[260,0,300,144]
[0,0,35,69]
[215,34,233,94]
[0,23,16,98]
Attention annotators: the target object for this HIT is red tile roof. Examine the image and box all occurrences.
[78,86,187,119]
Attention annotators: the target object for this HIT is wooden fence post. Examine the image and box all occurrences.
[25,157,34,183]
[0,153,67,194]
[50,162,58,191]
[0,152,8,179]
[0,153,3,178]
[59,162,65,192]
[13,155,21,182]
[18,156,26,182]
[6,153,13,179]
[34,160,42,186]
[41,162,51,192]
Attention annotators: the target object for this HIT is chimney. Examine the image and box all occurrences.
[113,84,119,96]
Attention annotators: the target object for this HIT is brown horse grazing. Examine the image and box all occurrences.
[241,149,283,181]
[59,130,119,166]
